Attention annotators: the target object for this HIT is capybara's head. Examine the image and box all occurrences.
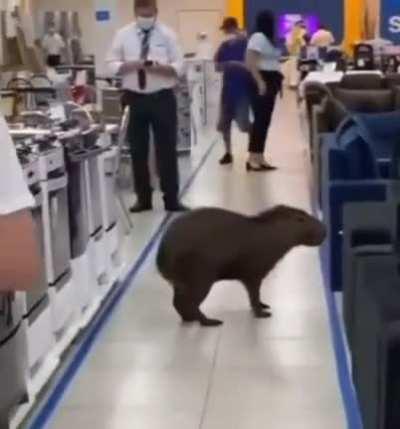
[258,205,327,247]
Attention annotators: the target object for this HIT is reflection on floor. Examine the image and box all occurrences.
[45,93,346,429]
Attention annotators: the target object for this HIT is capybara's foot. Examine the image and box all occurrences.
[200,317,224,327]
[254,309,272,319]
[259,301,271,310]
[199,312,223,327]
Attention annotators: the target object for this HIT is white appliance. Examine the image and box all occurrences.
[58,129,100,327]
[81,127,109,300]
[34,137,78,350]
[97,126,122,292]
[18,149,57,395]
[0,292,28,429]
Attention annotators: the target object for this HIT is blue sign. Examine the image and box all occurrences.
[382,0,400,42]
[96,10,110,22]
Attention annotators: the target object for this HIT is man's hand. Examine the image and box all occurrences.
[119,61,144,75]
[146,62,177,78]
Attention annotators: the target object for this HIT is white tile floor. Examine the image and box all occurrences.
[45,93,347,429]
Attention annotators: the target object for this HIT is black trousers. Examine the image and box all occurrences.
[248,71,282,154]
[47,54,61,67]
[123,89,179,204]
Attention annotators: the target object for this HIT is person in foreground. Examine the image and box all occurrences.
[245,10,284,172]
[0,114,42,293]
[157,205,326,327]
[214,17,252,165]
[107,0,187,213]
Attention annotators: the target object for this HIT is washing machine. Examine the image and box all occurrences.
[0,293,28,429]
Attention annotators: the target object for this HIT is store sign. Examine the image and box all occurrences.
[96,10,110,22]
[382,0,400,41]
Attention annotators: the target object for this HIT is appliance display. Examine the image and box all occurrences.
[17,148,56,395]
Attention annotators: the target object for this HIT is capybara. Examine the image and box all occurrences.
[157,205,326,327]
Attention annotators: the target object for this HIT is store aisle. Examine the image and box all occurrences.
[45,93,346,429]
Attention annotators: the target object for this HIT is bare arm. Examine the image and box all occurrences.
[246,49,266,95]
[0,210,42,292]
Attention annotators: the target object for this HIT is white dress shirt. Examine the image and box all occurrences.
[42,33,65,55]
[106,22,184,94]
[0,115,34,215]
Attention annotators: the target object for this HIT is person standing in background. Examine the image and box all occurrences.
[246,10,283,171]
[311,24,335,48]
[0,114,42,292]
[214,17,252,165]
[42,26,65,67]
[286,21,306,88]
[107,0,187,213]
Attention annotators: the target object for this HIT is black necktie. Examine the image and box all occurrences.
[139,29,151,90]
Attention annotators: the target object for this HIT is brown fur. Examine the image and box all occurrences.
[157,205,326,327]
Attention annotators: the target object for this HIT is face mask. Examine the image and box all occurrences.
[137,16,156,31]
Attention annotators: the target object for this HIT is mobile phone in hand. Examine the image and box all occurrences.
[144,60,154,67]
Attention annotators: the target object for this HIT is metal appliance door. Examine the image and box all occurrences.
[48,178,71,284]
[104,151,118,229]
[26,187,49,317]
[66,151,90,258]
[0,323,28,427]
[0,294,27,426]
[88,155,103,235]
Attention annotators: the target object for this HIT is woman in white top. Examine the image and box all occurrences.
[246,10,283,171]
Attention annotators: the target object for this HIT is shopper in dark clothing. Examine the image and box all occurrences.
[246,10,283,171]
[107,0,187,212]
[214,17,252,165]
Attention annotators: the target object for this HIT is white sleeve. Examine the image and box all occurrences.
[166,30,184,77]
[0,116,34,215]
[106,30,125,76]
[247,33,265,53]
[57,34,66,49]
[42,35,49,50]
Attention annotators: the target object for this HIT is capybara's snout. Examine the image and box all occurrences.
[306,220,327,246]
[283,207,327,247]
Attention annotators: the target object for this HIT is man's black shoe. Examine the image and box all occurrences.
[219,153,233,165]
[130,201,153,213]
[165,202,190,212]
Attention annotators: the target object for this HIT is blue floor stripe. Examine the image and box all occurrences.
[27,139,218,429]
[319,238,364,428]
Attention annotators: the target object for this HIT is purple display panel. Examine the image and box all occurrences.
[278,14,320,40]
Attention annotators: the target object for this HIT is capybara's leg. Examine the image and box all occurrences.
[193,282,223,327]
[173,282,223,327]
[173,289,198,322]
[243,280,272,319]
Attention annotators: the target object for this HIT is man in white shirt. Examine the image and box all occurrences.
[0,115,42,292]
[42,26,65,67]
[310,25,335,48]
[107,0,187,212]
